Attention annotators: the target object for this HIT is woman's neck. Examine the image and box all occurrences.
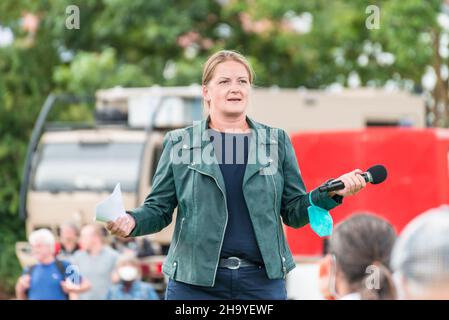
[209,113,250,133]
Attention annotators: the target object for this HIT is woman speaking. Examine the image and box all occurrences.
[106,50,366,300]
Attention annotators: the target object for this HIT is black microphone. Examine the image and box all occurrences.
[318,165,388,193]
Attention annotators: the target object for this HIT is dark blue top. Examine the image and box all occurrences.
[209,129,264,264]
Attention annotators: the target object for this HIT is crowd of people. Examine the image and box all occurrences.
[317,205,449,300]
[15,223,160,300]
[15,204,449,300]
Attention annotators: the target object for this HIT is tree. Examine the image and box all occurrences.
[374,0,447,126]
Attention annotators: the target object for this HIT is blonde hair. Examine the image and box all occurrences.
[202,50,255,108]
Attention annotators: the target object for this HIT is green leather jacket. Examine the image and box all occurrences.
[128,116,341,287]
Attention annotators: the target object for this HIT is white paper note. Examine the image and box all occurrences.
[95,183,127,223]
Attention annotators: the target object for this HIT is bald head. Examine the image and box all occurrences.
[391,205,449,299]
[80,224,105,251]
[82,224,104,237]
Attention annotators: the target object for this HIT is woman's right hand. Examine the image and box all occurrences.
[106,214,136,238]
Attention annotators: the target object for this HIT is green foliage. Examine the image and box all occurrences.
[373,0,439,83]
[53,48,153,95]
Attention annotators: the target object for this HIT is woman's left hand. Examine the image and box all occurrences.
[328,169,367,197]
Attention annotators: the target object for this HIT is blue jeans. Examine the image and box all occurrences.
[165,265,287,300]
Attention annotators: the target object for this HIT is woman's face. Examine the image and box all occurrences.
[203,60,251,118]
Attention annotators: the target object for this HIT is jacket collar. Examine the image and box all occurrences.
[187,115,279,191]
[190,115,276,148]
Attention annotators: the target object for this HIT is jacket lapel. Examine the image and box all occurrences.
[185,116,278,193]
[242,117,278,186]
[188,117,227,194]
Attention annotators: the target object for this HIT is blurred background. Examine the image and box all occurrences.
[1,0,449,299]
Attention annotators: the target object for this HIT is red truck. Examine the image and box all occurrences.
[286,127,449,257]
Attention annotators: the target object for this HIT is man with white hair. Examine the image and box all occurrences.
[15,228,90,300]
[391,205,449,299]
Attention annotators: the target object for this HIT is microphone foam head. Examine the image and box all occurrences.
[367,165,387,184]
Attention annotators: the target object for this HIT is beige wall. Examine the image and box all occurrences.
[247,88,426,134]
[96,86,426,134]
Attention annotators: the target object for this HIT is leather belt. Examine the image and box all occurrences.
[218,257,262,270]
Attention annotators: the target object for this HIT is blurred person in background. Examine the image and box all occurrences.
[71,224,119,299]
[111,236,156,258]
[318,213,397,300]
[56,222,80,262]
[391,205,449,300]
[15,228,90,300]
[106,253,159,300]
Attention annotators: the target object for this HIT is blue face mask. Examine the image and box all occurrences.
[307,192,333,237]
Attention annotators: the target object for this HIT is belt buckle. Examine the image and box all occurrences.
[227,257,241,270]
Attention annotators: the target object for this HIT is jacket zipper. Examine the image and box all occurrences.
[270,173,287,278]
[171,217,185,272]
[189,166,228,287]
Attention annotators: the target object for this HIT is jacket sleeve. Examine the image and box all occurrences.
[280,130,342,229]
[128,132,178,236]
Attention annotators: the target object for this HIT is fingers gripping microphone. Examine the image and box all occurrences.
[318,165,388,193]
